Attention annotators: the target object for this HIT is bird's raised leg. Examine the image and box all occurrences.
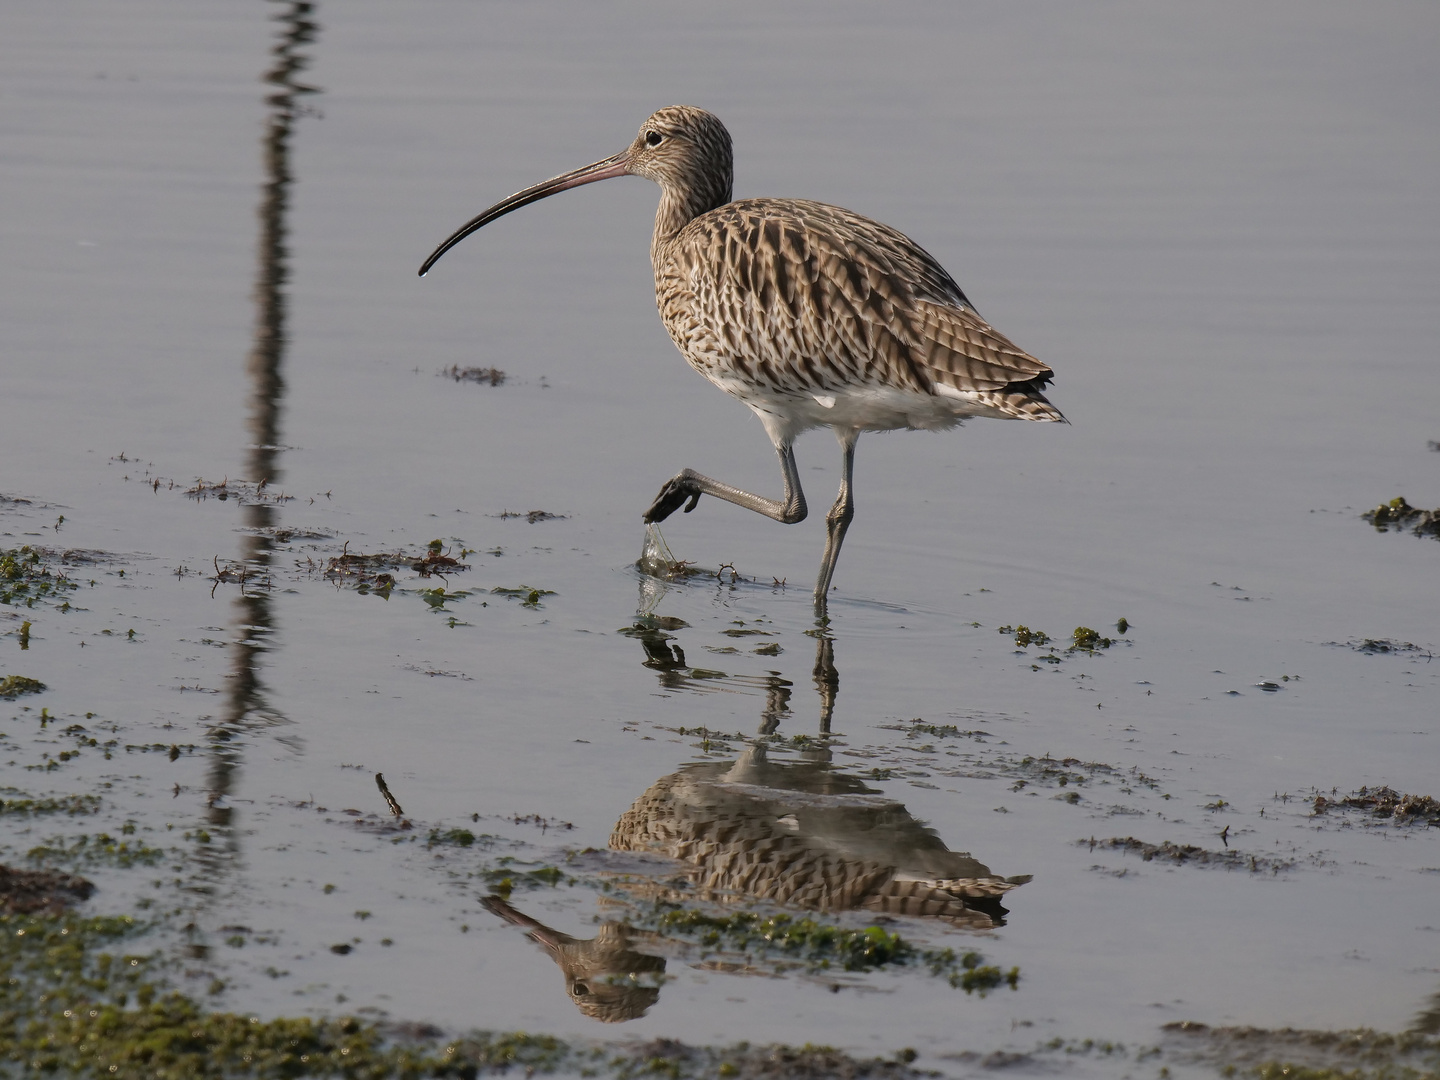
[643,442,808,526]
[813,429,859,611]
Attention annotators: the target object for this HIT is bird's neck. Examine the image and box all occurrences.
[650,177,730,257]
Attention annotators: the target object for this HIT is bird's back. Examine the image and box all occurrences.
[652,198,1062,435]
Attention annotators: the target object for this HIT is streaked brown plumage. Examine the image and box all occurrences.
[421,106,1063,611]
[609,745,1027,931]
[480,896,666,1023]
[479,748,1027,1024]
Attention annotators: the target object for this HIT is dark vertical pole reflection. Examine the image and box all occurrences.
[197,1,321,889]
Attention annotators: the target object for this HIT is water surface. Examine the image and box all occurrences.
[3,2,1438,1075]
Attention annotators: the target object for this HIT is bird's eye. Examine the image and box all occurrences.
[645,131,663,147]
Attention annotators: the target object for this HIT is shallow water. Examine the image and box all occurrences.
[3,1,1438,1075]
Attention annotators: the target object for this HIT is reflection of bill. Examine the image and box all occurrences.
[613,743,1029,929]
[480,896,667,1023]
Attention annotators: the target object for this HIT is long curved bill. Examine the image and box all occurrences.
[418,150,631,276]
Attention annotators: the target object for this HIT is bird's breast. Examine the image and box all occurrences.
[653,247,894,398]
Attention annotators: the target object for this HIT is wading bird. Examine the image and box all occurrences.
[420,106,1063,614]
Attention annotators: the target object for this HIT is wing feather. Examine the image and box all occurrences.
[666,198,1052,399]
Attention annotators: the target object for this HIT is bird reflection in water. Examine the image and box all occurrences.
[627,552,838,734]
[480,896,668,1024]
[612,742,1028,929]
[622,564,1025,929]
[484,744,1026,1023]
[624,616,800,734]
[483,559,1024,1022]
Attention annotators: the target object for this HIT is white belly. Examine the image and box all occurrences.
[707,377,1012,446]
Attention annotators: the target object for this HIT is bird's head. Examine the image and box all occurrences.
[623,106,733,215]
[419,106,733,276]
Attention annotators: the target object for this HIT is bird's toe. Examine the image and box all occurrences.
[643,476,701,522]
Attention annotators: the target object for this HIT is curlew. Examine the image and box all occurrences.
[420,106,1063,613]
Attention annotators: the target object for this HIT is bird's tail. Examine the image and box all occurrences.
[972,388,1067,423]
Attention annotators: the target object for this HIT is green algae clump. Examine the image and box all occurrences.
[1363,496,1440,538]
[649,906,1019,994]
[997,624,1050,648]
[0,793,102,817]
[1165,1021,1440,1080]
[1,908,936,1079]
[0,911,508,1079]
[0,675,47,699]
[0,545,80,609]
[1070,626,1115,652]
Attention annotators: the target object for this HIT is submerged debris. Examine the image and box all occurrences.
[491,585,554,609]
[0,902,935,1080]
[25,832,168,870]
[319,540,470,591]
[0,865,94,914]
[1312,785,1440,825]
[611,1040,935,1079]
[441,364,506,385]
[208,556,270,595]
[323,544,406,576]
[412,539,469,576]
[1069,626,1115,652]
[640,905,1019,994]
[184,477,293,505]
[894,720,992,742]
[1362,496,1440,539]
[997,624,1050,648]
[1326,637,1432,657]
[426,827,483,849]
[637,522,710,581]
[1164,1020,1440,1079]
[0,675,46,699]
[1,545,80,609]
[419,587,471,612]
[0,794,101,817]
[242,525,333,543]
[995,623,1123,661]
[1003,754,1157,793]
[1082,837,1296,873]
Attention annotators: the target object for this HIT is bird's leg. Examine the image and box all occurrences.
[813,429,859,609]
[643,442,808,525]
[758,673,793,736]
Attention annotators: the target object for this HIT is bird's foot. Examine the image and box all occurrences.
[643,473,702,522]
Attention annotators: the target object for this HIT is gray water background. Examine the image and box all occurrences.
[3,2,1438,1073]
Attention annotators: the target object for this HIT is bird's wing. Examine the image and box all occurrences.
[908,299,1053,393]
[676,199,1050,396]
